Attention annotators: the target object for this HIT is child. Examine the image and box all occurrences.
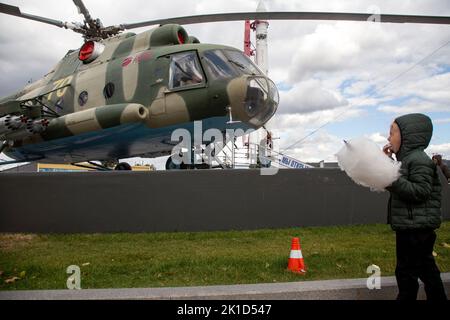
[383,113,447,300]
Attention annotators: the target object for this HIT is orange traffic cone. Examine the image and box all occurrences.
[287,237,306,274]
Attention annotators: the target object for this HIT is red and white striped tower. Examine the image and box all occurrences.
[254,0,269,76]
[243,0,271,165]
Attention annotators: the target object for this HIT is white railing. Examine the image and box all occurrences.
[208,141,313,169]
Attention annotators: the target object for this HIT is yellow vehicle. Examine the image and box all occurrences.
[37,163,153,172]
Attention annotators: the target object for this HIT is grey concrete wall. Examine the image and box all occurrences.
[0,169,448,233]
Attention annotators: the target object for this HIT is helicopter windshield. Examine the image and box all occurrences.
[224,50,262,76]
[202,50,238,80]
[169,51,204,89]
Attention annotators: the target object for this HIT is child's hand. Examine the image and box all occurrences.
[383,144,393,158]
[432,154,442,166]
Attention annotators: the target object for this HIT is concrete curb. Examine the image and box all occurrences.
[1,273,449,300]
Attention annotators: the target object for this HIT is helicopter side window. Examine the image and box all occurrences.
[202,50,238,80]
[169,52,204,90]
[224,50,263,76]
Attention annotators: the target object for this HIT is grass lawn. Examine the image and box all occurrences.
[1,222,449,290]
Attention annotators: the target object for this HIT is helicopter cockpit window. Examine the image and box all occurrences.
[224,50,262,76]
[202,50,238,80]
[169,51,204,89]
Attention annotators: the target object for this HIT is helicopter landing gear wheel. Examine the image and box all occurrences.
[194,162,212,170]
[165,155,212,170]
[165,156,181,170]
[115,162,132,170]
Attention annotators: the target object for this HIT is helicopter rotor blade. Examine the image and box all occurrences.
[0,3,65,28]
[121,11,450,30]
[72,0,99,29]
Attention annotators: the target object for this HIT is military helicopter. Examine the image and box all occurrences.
[0,1,449,170]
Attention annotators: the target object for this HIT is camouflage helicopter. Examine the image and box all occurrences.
[0,1,449,170]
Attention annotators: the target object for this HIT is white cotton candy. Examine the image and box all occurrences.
[335,137,402,192]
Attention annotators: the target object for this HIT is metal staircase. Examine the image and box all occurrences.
[208,140,313,169]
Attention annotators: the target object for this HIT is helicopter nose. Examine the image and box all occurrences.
[244,77,279,127]
[226,76,279,128]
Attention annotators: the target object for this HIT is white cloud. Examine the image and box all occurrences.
[365,132,388,146]
[279,79,348,114]
[434,118,450,124]
[377,98,450,114]
[426,143,450,158]
[284,131,344,163]
[381,72,450,104]
[287,22,395,83]
[265,106,365,163]
[268,128,343,163]
[268,105,364,132]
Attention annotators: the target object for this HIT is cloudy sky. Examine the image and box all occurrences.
[1,0,449,169]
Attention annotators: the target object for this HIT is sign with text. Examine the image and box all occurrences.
[279,155,313,169]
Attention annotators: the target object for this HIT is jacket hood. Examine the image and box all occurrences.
[394,113,433,161]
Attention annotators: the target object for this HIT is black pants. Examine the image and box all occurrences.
[396,229,447,300]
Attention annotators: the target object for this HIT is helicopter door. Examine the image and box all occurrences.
[148,57,171,118]
[163,51,208,126]
[149,51,208,128]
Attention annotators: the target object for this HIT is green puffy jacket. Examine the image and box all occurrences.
[386,113,442,231]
